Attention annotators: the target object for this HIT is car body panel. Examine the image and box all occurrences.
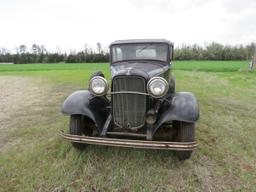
[61,90,109,129]
[154,92,199,131]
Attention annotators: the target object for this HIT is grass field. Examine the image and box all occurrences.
[0,60,248,72]
[0,61,255,191]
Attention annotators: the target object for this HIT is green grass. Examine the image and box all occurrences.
[0,61,255,191]
[0,60,249,72]
[172,60,248,72]
[0,63,109,72]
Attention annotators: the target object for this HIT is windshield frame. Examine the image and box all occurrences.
[110,43,171,65]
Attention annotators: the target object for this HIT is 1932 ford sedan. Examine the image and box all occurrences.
[61,39,199,160]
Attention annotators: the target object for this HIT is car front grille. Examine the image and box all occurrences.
[112,76,147,129]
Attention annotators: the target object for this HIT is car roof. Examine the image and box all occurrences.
[110,39,173,46]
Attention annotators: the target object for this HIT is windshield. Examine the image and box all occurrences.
[111,43,168,63]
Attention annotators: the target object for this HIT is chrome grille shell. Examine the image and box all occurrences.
[112,76,147,129]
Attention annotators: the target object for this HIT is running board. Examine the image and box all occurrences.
[60,132,197,151]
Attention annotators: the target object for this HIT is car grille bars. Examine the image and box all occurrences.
[112,76,147,129]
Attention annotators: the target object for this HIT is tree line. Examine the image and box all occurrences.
[175,42,255,60]
[0,42,255,64]
[0,43,109,64]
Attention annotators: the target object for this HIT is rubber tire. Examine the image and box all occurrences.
[175,121,195,160]
[69,115,93,150]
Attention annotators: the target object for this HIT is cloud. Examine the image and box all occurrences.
[221,0,256,13]
[0,0,255,51]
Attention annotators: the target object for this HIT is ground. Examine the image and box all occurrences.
[0,61,255,191]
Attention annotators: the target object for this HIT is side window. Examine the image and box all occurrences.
[114,47,123,61]
[170,45,174,60]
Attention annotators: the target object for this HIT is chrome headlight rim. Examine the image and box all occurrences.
[89,76,109,96]
[147,77,169,98]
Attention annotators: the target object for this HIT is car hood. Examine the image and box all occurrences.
[110,62,169,79]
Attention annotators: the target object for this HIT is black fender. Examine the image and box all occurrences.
[154,92,199,130]
[168,75,175,94]
[61,90,110,129]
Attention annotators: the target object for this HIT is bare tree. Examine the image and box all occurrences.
[84,43,88,63]
[96,42,102,54]
[0,47,9,55]
[40,45,47,54]
[31,44,40,55]
[18,45,27,54]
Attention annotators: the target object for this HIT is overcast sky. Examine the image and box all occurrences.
[0,0,255,52]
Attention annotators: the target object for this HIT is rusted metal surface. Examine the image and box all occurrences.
[106,131,146,138]
[154,129,177,138]
[60,132,197,151]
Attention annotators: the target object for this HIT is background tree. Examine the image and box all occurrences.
[18,45,27,54]
[0,42,255,64]
[96,42,102,54]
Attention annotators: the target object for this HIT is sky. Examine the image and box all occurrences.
[0,0,255,52]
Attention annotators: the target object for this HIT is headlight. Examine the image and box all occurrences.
[147,77,168,98]
[89,76,108,96]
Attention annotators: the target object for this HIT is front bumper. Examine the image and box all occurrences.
[60,132,197,151]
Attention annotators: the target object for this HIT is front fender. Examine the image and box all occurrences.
[61,90,109,129]
[155,92,199,129]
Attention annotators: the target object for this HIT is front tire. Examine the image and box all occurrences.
[174,121,195,160]
[69,115,93,150]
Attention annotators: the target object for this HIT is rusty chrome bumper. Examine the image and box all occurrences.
[60,132,197,151]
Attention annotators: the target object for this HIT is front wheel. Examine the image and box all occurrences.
[69,115,93,150]
[174,121,195,160]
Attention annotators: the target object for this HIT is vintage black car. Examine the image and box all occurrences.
[61,39,199,160]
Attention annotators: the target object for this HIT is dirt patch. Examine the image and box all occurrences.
[0,76,51,150]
